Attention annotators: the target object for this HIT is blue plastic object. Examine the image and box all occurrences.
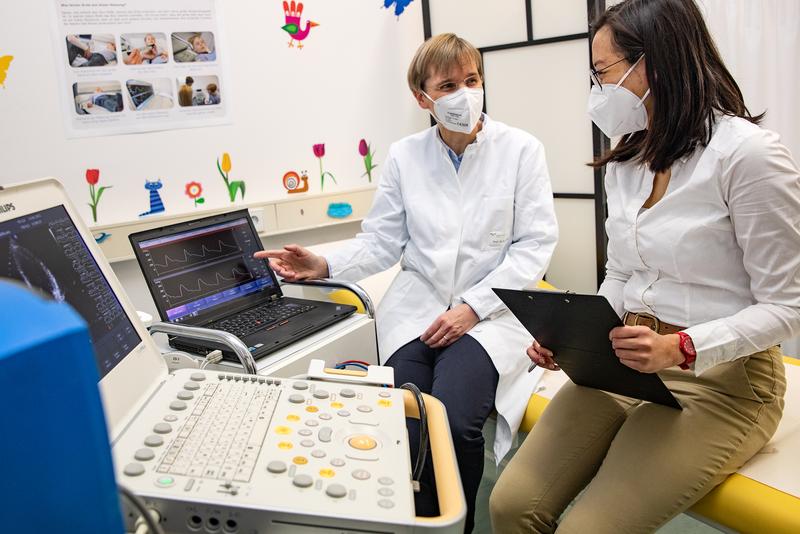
[0,281,124,534]
[327,202,353,219]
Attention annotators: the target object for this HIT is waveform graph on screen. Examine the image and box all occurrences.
[159,257,253,306]
[148,228,242,277]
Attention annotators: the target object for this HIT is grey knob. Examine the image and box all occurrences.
[293,474,314,488]
[313,389,330,399]
[177,391,194,401]
[326,484,347,498]
[318,427,333,443]
[293,382,309,390]
[169,400,187,411]
[144,435,164,447]
[340,388,356,398]
[183,381,201,391]
[123,463,145,477]
[267,461,287,474]
[190,372,206,382]
[153,423,172,434]
[288,394,305,404]
[134,448,155,461]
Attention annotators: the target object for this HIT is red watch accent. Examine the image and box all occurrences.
[677,331,696,370]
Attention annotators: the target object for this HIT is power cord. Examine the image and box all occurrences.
[118,484,164,534]
[200,349,224,370]
[400,382,428,492]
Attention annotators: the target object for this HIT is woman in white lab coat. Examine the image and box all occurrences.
[257,33,558,532]
[491,1,800,532]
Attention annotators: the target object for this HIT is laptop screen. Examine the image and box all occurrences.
[0,205,142,378]
[134,216,277,323]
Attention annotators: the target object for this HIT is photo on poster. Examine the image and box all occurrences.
[177,75,221,107]
[73,82,124,115]
[171,32,217,63]
[125,78,174,111]
[66,34,117,68]
[121,33,169,65]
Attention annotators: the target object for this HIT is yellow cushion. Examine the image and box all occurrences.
[519,357,800,533]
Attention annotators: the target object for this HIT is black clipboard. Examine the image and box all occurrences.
[495,288,682,410]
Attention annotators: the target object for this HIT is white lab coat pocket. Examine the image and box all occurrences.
[481,195,514,251]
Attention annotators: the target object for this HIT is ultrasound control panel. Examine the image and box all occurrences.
[113,369,415,533]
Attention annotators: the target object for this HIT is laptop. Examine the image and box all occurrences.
[129,209,357,362]
[0,179,418,532]
[495,288,682,409]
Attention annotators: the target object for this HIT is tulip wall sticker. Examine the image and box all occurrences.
[383,0,414,17]
[216,152,246,202]
[85,169,111,223]
[283,170,309,194]
[139,179,166,217]
[185,181,205,207]
[313,143,337,191]
[282,1,319,49]
[358,139,378,182]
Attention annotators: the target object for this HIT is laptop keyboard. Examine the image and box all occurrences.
[209,301,316,338]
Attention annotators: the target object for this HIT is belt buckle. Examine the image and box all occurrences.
[632,312,660,333]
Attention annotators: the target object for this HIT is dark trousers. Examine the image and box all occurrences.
[386,336,499,533]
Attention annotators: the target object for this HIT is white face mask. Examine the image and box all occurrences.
[423,87,484,134]
[587,55,651,138]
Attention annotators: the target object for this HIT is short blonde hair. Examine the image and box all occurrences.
[407,33,483,93]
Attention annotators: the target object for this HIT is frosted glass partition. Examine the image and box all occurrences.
[484,40,595,193]
[429,0,528,48]
[532,0,589,39]
[547,198,598,293]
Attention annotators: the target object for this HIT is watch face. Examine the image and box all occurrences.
[681,335,696,356]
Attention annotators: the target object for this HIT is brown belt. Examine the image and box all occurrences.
[622,311,685,335]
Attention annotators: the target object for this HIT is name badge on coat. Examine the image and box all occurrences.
[486,231,508,249]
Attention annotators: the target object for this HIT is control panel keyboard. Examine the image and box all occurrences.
[113,369,415,533]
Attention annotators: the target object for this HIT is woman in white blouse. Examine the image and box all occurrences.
[490,0,800,532]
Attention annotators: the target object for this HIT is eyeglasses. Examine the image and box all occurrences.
[589,56,629,88]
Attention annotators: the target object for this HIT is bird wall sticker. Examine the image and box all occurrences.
[384,0,414,18]
[282,1,319,49]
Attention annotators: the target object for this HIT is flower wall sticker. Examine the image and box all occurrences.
[185,181,205,207]
[282,1,319,49]
[313,143,337,191]
[359,139,378,182]
[216,152,246,202]
[0,55,14,89]
[86,169,111,223]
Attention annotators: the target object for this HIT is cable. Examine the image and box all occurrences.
[335,362,369,372]
[400,382,428,491]
[118,484,164,534]
[338,359,371,366]
[200,349,223,370]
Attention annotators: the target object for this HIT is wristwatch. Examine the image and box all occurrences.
[677,331,697,370]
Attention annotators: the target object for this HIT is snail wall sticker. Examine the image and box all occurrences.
[283,170,309,194]
[282,1,319,49]
[139,179,166,217]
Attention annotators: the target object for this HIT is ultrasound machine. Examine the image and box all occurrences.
[0,179,466,533]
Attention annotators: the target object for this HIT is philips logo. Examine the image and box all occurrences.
[0,203,14,214]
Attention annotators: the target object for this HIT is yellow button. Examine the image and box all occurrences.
[293,456,308,465]
[378,399,392,407]
[348,435,377,451]
[305,406,319,413]
[319,468,335,478]
[286,414,300,422]
[330,402,344,409]
[275,426,292,435]
[278,441,293,450]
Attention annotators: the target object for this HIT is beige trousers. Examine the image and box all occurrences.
[489,347,786,534]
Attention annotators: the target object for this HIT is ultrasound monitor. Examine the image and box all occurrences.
[0,205,141,378]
